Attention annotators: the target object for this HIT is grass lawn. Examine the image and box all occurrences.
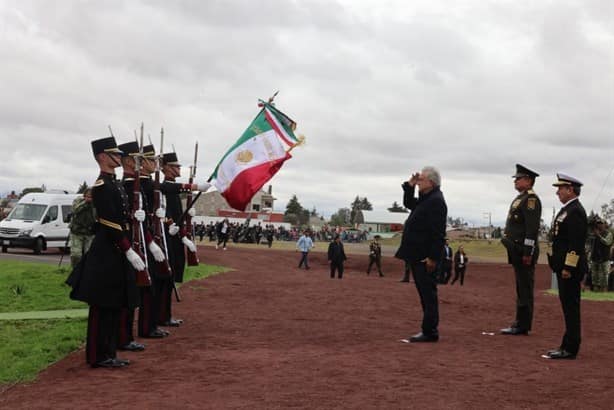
[0,260,229,384]
[545,289,614,302]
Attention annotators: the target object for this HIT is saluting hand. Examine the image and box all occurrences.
[409,172,420,186]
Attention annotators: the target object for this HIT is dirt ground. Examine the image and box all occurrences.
[1,245,613,409]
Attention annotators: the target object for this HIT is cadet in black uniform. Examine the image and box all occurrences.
[543,174,587,360]
[67,137,144,368]
[138,144,170,339]
[159,152,207,327]
[500,164,542,335]
[367,234,384,277]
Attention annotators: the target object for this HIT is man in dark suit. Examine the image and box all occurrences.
[543,174,588,360]
[441,239,453,284]
[328,234,347,279]
[396,166,447,343]
[500,164,542,335]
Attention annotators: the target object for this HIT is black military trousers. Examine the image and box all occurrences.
[512,263,535,331]
[330,261,344,279]
[86,305,120,365]
[367,256,383,275]
[158,277,174,325]
[411,261,439,336]
[138,279,163,337]
[118,307,135,346]
[556,273,582,355]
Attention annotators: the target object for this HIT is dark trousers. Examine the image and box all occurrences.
[411,261,439,336]
[158,278,173,325]
[450,267,466,285]
[512,263,535,331]
[118,307,135,346]
[330,261,344,278]
[298,252,310,268]
[442,261,452,283]
[367,256,383,276]
[138,279,162,337]
[557,274,581,355]
[217,233,228,248]
[86,305,120,365]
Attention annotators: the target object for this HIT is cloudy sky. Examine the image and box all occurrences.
[1,0,612,226]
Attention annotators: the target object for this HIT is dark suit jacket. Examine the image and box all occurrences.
[454,251,468,271]
[395,183,447,263]
[328,241,347,264]
[548,198,588,278]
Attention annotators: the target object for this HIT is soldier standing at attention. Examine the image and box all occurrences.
[543,174,588,359]
[66,137,145,368]
[68,188,96,268]
[160,151,208,327]
[589,217,613,292]
[367,234,384,277]
[500,164,542,336]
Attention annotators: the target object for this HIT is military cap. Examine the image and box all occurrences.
[142,144,156,158]
[162,152,181,166]
[91,136,122,157]
[374,234,381,239]
[117,141,139,157]
[512,164,539,179]
[552,173,583,187]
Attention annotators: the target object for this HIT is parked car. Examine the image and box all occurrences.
[0,192,80,254]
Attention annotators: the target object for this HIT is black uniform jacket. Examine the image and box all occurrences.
[67,172,138,309]
[502,189,542,265]
[161,180,190,282]
[395,183,447,263]
[548,198,588,278]
[328,241,347,264]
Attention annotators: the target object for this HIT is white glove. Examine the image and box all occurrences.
[187,207,196,217]
[148,241,165,262]
[197,182,211,192]
[155,207,166,219]
[134,209,146,222]
[125,248,146,271]
[182,236,196,252]
[168,223,180,236]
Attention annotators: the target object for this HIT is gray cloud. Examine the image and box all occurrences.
[1,0,612,226]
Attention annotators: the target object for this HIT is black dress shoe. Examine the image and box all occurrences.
[92,358,126,368]
[500,327,529,335]
[119,341,145,351]
[409,332,439,343]
[144,329,166,338]
[160,318,182,327]
[115,357,131,365]
[546,349,576,360]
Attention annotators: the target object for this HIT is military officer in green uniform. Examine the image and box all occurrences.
[500,164,542,335]
[69,188,96,267]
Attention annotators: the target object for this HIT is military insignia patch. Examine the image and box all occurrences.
[564,251,579,267]
[512,199,521,209]
[94,179,105,187]
[527,198,536,210]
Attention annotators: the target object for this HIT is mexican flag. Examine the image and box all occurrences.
[209,100,301,211]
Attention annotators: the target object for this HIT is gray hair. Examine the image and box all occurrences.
[422,166,441,187]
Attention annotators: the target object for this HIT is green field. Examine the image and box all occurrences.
[0,260,229,384]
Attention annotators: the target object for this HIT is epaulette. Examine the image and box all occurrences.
[93,179,105,187]
[527,189,535,195]
[124,177,135,182]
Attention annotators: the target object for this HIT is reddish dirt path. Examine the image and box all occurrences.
[1,245,613,409]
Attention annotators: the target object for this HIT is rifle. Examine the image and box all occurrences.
[132,124,152,287]
[185,142,199,266]
[152,128,172,276]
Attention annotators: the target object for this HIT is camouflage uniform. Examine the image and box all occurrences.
[69,195,96,267]
[590,229,613,292]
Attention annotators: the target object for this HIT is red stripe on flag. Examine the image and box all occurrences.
[222,153,292,211]
[264,109,294,146]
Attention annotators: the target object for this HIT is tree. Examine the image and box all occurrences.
[310,206,318,217]
[19,187,44,198]
[350,196,372,225]
[388,201,408,213]
[601,199,614,225]
[77,181,89,194]
[330,208,351,226]
[284,194,304,226]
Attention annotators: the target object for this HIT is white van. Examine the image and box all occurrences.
[0,192,81,254]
